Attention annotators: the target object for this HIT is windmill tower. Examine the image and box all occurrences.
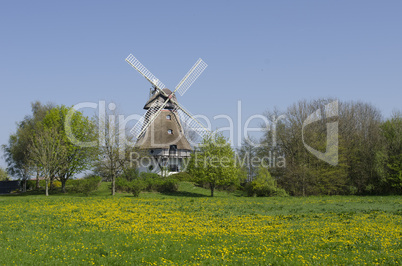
[126,54,209,174]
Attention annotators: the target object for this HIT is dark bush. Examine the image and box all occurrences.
[115,173,179,195]
[129,180,145,197]
[72,176,102,196]
[140,177,179,193]
[115,178,131,193]
[115,177,145,197]
[26,180,36,190]
[143,177,163,192]
[158,178,179,193]
[195,180,239,192]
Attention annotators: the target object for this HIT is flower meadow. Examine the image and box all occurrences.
[0,184,401,265]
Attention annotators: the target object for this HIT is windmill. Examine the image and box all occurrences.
[126,53,209,174]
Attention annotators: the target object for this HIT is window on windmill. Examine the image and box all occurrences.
[167,129,173,134]
[166,115,171,120]
[169,145,177,151]
[169,145,177,156]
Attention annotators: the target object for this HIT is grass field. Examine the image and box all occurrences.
[0,182,401,265]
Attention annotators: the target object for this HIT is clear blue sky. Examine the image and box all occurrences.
[1,0,401,168]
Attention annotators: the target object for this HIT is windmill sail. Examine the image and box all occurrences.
[175,58,208,96]
[130,102,162,139]
[126,54,166,92]
[175,104,210,140]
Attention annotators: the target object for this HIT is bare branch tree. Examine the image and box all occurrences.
[29,126,67,196]
[95,106,136,195]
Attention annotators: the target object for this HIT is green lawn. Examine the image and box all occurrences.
[0,182,401,265]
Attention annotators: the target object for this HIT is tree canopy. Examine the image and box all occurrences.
[187,133,241,197]
[2,102,96,195]
[2,102,53,191]
[376,112,402,194]
[41,105,97,192]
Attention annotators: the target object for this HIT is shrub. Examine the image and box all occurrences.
[52,180,62,188]
[140,172,160,179]
[158,178,179,193]
[129,180,146,197]
[348,186,358,195]
[195,180,239,192]
[120,168,140,181]
[115,178,131,193]
[38,180,45,187]
[245,166,288,197]
[38,179,62,189]
[26,180,36,190]
[115,177,146,197]
[169,172,194,182]
[72,176,102,196]
[116,173,179,195]
[273,187,288,197]
[141,177,179,193]
[143,177,163,192]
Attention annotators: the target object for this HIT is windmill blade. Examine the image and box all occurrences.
[130,109,153,140]
[130,100,165,139]
[125,54,166,92]
[175,104,210,139]
[175,58,208,96]
[131,99,170,139]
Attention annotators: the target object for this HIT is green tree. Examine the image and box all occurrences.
[72,176,102,196]
[376,112,402,194]
[245,165,287,197]
[2,102,53,191]
[260,99,379,196]
[42,105,97,192]
[0,168,10,181]
[237,137,259,182]
[187,133,240,197]
[29,126,66,196]
[338,101,383,194]
[2,129,32,191]
[95,107,137,195]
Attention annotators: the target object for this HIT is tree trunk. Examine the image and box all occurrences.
[50,177,54,191]
[36,171,40,189]
[210,184,215,197]
[61,178,67,193]
[112,176,115,196]
[23,179,27,192]
[45,178,49,196]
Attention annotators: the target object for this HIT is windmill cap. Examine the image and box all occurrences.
[144,88,178,109]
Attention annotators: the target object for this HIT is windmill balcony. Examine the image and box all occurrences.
[149,149,191,158]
